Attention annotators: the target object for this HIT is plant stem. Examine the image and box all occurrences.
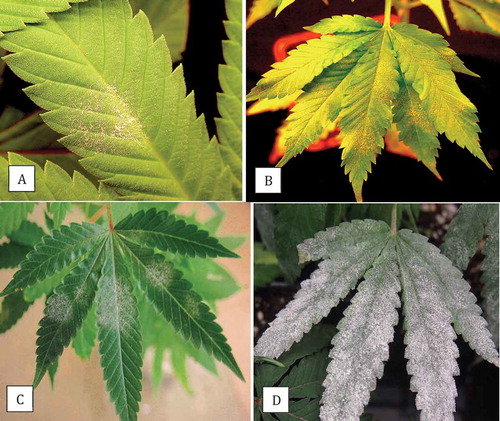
[106,204,114,231]
[395,0,412,22]
[89,205,107,223]
[391,204,398,235]
[393,0,422,9]
[384,0,393,27]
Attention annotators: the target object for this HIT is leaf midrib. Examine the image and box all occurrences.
[125,243,240,377]
[43,6,193,199]
[34,238,106,387]
[107,233,134,421]
[116,228,230,257]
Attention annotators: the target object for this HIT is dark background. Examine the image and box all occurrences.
[184,0,226,138]
[246,0,500,202]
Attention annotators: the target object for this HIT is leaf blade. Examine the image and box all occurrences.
[96,236,143,421]
[115,209,239,258]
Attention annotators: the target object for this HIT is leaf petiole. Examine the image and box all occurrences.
[391,204,398,234]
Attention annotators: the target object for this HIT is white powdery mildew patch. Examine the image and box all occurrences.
[146,261,175,288]
[320,240,401,421]
[45,293,72,323]
[399,229,499,366]
[255,232,390,359]
[298,219,390,264]
[398,239,459,421]
[98,274,136,334]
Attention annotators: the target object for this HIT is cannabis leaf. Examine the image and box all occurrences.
[0,109,60,151]
[247,0,279,28]
[0,207,242,421]
[0,0,233,200]
[0,153,113,200]
[441,204,499,347]
[217,0,243,197]
[130,0,189,62]
[0,0,88,36]
[247,16,490,201]
[255,325,336,421]
[0,202,34,237]
[255,217,498,421]
[114,209,239,258]
[421,0,500,36]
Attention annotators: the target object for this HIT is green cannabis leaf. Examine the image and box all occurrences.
[0,153,113,200]
[247,15,490,201]
[130,0,189,62]
[217,0,243,197]
[450,0,500,35]
[0,206,243,421]
[247,0,280,28]
[0,0,234,200]
[255,217,499,421]
[421,0,500,36]
[0,0,88,36]
[255,325,336,421]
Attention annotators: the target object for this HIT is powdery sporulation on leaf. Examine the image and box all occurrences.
[257,217,498,421]
[3,207,242,421]
[397,238,460,421]
[0,0,233,200]
[145,261,176,288]
[399,229,499,366]
[255,221,391,358]
[298,219,390,263]
[321,239,401,421]
[45,294,72,323]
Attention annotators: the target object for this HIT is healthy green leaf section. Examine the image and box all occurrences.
[0,291,32,333]
[47,203,71,228]
[0,153,114,200]
[274,204,327,281]
[248,16,490,201]
[115,209,239,258]
[0,0,88,36]
[0,109,61,151]
[0,243,32,268]
[255,325,336,420]
[130,0,189,62]
[217,0,243,197]
[0,203,34,237]
[0,222,107,297]
[0,0,233,200]
[72,303,97,359]
[449,0,500,35]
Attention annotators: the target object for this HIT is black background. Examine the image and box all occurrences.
[246,1,500,202]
